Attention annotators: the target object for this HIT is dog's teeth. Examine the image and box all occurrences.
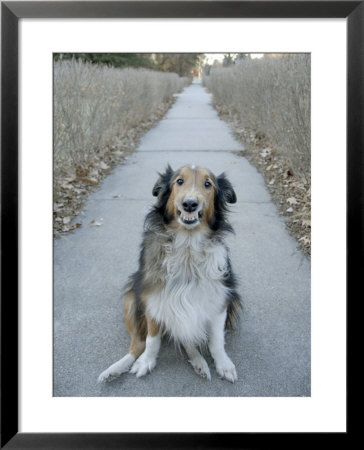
[180,213,199,223]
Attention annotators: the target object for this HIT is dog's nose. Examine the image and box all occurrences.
[182,199,199,212]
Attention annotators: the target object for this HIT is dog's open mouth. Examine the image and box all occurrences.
[177,210,202,226]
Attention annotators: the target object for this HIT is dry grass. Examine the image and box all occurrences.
[204,55,310,176]
[54,59,188,178]
[204,55,311,256]
[54,59,189,235]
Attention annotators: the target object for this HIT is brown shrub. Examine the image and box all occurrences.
[54,59,189,179]
[203,54,310,177]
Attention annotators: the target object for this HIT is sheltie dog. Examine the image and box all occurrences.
[98,165,241,383]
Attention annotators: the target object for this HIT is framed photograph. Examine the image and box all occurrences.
[2,1,359,448]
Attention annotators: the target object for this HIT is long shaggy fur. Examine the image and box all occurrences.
[99,165,242,383]
[131,166,240,336]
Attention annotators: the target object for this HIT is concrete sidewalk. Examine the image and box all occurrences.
[54,82,310,397]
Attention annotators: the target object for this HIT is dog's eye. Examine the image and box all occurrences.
[204,180,211,188]
[176,178,184,185]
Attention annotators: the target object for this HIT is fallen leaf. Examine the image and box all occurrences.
[54,202,64,211]
[299,235,311,245]
[76,167,88,177]
[62,222,82,232]
[99,161,110,170]
[61,183,73,190]
[260,148,271,158]
[283,169,293,178]
[79,177,98,184]
[287,197,298,205]
[63,176,77,183]
[90,220,102,227]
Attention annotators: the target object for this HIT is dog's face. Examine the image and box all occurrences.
[152,165,237,230]
[167,165,216,229]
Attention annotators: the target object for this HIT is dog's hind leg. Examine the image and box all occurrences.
[98,291,146,383]
[184,344,211,380]
[208,309,238,383]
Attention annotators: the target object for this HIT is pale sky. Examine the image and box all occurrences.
[204,53,225,64]
[204,53,264,64]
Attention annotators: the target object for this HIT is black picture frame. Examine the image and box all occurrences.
[1,1,359,448]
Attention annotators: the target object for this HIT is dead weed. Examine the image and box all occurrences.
[216,106,311,258]
[53,99,174,237]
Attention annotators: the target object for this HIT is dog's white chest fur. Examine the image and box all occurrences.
[146,230,230,345]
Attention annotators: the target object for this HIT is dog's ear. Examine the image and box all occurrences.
[217,173,237,204]
[152,165,174,197]
[152,178,162,197]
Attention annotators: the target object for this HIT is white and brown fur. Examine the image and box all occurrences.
[98,165,241,383]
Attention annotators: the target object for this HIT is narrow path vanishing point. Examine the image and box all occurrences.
[54,82,310,397]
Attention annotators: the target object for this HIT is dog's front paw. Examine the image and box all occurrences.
[189,355,211,380]
[98,369,113,384]
[215,357,238,383]
[130,353,157,378]
[98,354,135,383]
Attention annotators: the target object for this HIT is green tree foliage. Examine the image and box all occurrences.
[54,53,154,69]
[152,54,203,77]
[235,53,251,62]
[223,54,234,67]
[53,53,203,77]
[223,53,252,66]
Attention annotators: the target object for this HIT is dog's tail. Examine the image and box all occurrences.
[225,293,243,329]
